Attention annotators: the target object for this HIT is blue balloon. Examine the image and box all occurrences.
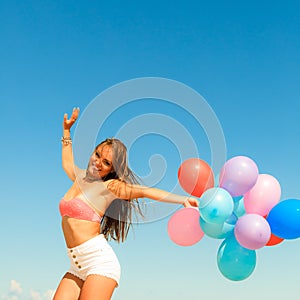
[217,235,256,281]
[233,195,243,203]
[214,173,220,186]
[267,199,300,239]
[200,187,234,224]
[200,213,237,239]
[233,197,246,217]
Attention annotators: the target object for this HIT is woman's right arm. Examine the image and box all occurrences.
[62,107,80,181]
[107,180,199,208]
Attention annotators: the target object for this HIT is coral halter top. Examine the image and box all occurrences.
[59,198,102,223]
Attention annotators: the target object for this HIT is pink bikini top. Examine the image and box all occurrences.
[59,198,102,223]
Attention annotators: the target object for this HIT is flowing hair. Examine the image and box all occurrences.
[98,138,143,243]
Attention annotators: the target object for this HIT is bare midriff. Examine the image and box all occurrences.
[61,216,102,248]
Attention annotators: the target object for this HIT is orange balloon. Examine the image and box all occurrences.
[178,158,214,197]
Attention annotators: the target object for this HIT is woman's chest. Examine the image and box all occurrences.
[64,178,115,212]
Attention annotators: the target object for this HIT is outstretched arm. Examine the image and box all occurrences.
[137,185,199,207]
[107,180,199,208]
[61,107,80,181]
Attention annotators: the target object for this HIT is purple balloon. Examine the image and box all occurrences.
[234,214,271,250]
[219,156,259,197]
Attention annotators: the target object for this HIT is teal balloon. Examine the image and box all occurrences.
[217,235,256,281]
[233,197,246,217]
[200,187,234,224]
[214,173,220,187]
[233,196,243,203]
[267,199,300,239]
[200,213,237,239]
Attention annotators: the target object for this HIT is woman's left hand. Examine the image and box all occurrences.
[183,197,199,208]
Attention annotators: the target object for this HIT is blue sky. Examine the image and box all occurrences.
[1,0,300,299]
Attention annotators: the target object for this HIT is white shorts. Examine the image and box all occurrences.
[67,234,121,286]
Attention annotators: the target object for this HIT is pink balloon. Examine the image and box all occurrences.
[234,214,271,250]
[219,156,259,197]
[244,174,281,216]
[167,208,204,246]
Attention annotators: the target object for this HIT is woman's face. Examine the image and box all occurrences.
[87,144,114,179]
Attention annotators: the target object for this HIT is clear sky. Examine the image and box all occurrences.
[1,0,300,299]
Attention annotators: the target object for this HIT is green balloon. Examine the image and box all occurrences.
[217,235,256,281]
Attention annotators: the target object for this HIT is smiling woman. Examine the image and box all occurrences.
[87,143,114,179]
[53,107,199,300]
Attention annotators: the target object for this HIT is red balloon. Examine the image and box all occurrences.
[266,233,284,246]
[178,158,214,197]
[263,215,284,246]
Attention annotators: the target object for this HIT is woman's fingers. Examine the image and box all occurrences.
[184,197,199,208]
[71,107,80,121]
[63,108,80,129]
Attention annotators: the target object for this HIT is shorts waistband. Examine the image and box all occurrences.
[68,234,106,252]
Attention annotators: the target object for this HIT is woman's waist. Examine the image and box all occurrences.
[61,216,101,248]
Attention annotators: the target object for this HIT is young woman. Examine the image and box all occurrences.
[53,107,199,300]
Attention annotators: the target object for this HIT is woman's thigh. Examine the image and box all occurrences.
[53,273,84,300]
[79,274,117,300]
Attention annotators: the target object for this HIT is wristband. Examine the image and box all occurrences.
[61,136,72,145]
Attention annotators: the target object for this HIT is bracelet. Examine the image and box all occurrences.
[61,136,72,145]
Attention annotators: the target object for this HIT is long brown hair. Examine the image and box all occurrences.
[98,138,143,243]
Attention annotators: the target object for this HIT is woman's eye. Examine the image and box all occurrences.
[95,152,100,158]
[104,161,111,166]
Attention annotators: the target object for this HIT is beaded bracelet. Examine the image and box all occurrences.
[61,136,72,145]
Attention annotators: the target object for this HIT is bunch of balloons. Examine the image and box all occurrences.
[168,156,300,281]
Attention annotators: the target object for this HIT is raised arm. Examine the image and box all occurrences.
[107,180,199,208]
[61,107,80,181]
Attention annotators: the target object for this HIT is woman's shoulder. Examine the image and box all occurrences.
[103,179,121,190]
[104,179,145,200]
